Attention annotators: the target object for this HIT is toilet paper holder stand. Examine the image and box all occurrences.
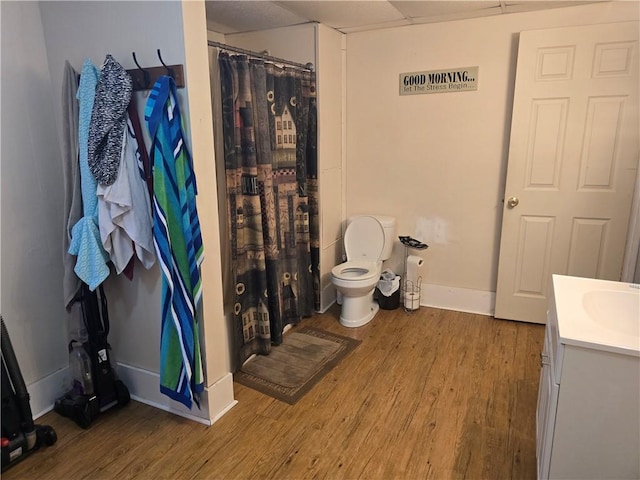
[399,236,428,312]
[403,277,422,312]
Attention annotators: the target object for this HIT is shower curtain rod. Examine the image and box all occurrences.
[208,40,314,71]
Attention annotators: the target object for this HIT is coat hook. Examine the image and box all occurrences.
[156,49,174,78]
[132,52,150,88]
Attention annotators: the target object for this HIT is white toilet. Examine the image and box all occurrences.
[331,215,397,328]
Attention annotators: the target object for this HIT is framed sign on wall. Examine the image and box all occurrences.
[400,66,479,95]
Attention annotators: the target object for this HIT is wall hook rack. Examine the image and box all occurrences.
[132,52,151,89]
[156,49,175,79]
[126,50,185,91]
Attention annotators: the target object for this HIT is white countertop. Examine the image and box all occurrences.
[552,275,640,357]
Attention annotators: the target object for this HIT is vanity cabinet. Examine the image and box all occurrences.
[536,275,640,480]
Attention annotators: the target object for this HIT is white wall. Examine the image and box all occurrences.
[345,2,639,313]
[316,24,345,311]
[0,0,234,423]
[182,1,236,420]
[38,0,187,374]
[0,2,68,412]
[37,0,185,416]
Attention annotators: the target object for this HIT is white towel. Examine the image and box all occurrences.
[377,269,400,296]
[98,116,155,274]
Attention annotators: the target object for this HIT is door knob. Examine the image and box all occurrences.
[507,196,519,208]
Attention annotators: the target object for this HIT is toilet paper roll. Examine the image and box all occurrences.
[404,291,420,311]
[406,255,424,285]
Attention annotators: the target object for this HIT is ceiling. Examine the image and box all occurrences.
[205,1,603,35]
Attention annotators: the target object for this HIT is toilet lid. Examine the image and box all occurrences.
[345,216,384,261]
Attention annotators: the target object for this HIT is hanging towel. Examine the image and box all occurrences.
[69,59,110,291]
[127,96,153,199]
[61,61,83,308]
[88,54,132,186]
[121,95,153,281]
[146,75,204,409]
[97,117,155,274]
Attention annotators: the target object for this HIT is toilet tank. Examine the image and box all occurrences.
[348,215,396,261]
[374,215,397,261]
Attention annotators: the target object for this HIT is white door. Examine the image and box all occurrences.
[495,22,639,323]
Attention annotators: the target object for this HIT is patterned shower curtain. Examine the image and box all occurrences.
[218,53,319,366]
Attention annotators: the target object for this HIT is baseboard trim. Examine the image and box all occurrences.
[116,363,236,426]
[205,372,238,424]
[27,363,236,426]
[29,367,71,420]
[319,283,494,317]
[320,283,337,313]
[420,283,495,316]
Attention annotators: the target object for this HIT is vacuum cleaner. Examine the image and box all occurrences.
[1,316,57,472]
[54,283,130,429]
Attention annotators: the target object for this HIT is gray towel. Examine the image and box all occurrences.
[88,55,132,186]
[62,60,83,309]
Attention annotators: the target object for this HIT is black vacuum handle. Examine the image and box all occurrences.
[1,315,35,432]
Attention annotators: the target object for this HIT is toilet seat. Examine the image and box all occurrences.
[344,216,385,261]
[331,260,379,282]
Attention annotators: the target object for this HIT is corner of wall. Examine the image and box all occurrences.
[316,23,347,311]
[116,363,237,426]
[181,0,235,417]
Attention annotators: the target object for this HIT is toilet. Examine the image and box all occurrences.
[331,215,397,328]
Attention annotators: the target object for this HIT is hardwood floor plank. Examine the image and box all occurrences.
[3,306,543,480]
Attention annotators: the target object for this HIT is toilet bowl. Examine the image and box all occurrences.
[331,215,396,328]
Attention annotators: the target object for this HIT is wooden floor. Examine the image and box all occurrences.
[5,306,544,480]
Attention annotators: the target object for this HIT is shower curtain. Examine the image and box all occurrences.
[217,52,319,366]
